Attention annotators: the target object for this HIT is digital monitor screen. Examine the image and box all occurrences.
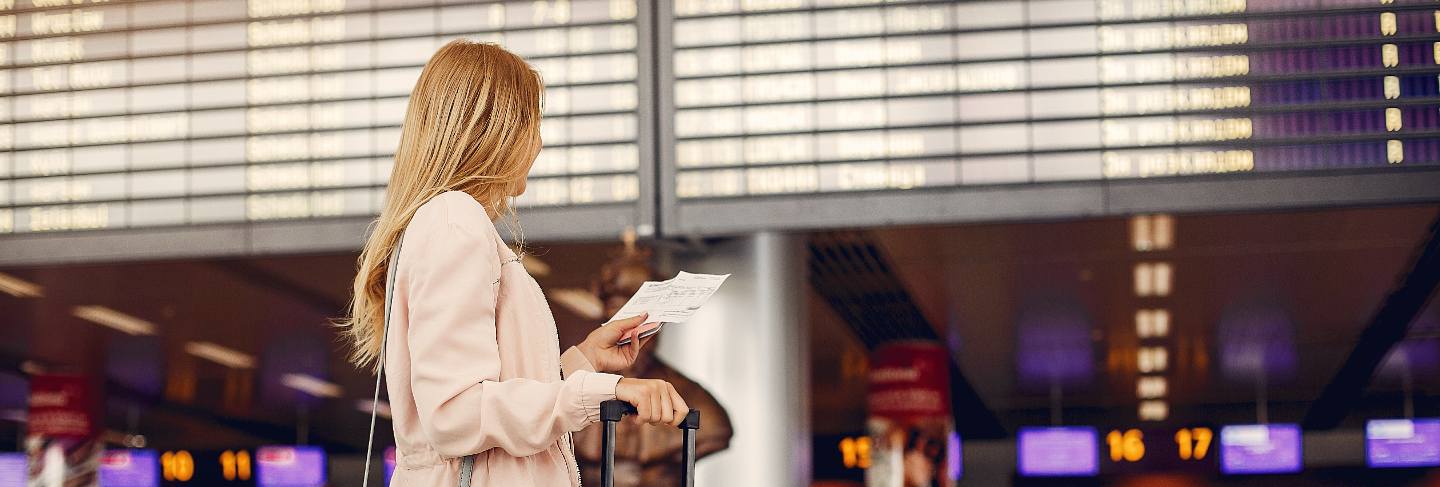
[256,446,326,487]
[0,0,649,236]
[99,449,159,487]
[0,453,24,487]
[668,2,1440,197]
[661,0,1440,234]
[1367,418,1440,468]
[1220,424,1302,475]
[1017,426,1099,477]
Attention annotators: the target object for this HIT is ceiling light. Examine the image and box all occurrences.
[1130,215,1153,251]
[184,342,256,369]
[1152,309,1170,337]
[516,252,551,277]
[1134,263,1153,296]
[72,305,157,335]
[549,288,604,320]
[1139,400,1168,421]
[1136,310,1154,337]
[1130,215,1176,251]
[281,373,342,398]
[1152,214,1174,250]
[1152,262,1173,297]
[356,399,392,419]
[0,272,43,298]
[1136,309,1171,338]
[1137,376,1167,398]
[1137,347,1168,373]
[1133,262,1174,297]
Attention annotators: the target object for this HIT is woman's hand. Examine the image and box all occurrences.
[614,378,690,427]
[577,313,655,374]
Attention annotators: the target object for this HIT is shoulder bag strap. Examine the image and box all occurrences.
[360,233,481,487]
[362,233,405,487]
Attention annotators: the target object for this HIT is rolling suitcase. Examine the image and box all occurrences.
[598,400,701,487]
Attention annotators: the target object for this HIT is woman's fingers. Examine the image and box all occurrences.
[615,378,689,426]
[659,385,675,425]
[650,383,664,423]
[626,335,642,361]
[597,313,648,343]
[633,390,649,423]
[668,384,689,427]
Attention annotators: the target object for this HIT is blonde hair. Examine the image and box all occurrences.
[339,40,545,369]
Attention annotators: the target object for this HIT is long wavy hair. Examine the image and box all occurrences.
[339,40,544,370]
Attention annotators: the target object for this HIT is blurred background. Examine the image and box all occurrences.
[0,0,1439,485]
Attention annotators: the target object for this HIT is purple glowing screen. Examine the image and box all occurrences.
[257,446,326,487]
[0,453,24,487]
[99,450,159,487]
[1367,418,1440,468]
[1017,427,1099,477]
[1220,424,1302,475]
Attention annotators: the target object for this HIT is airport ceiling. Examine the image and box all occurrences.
[0,204,1437,450]
[872,204,1440,431]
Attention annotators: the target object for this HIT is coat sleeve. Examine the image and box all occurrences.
[402,195,621,458]
[560,346,597,378]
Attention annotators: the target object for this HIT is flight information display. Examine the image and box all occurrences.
[662,0,1440,232]
[0,0,649,236]
[0,453,22,487]
[1367,418,1440,468]
[100,449,161,487]
[255,446,324,487]
[1219,424,1303,475]
[1017,426,1100,477]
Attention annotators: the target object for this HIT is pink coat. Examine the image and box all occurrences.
[384,191,621,486]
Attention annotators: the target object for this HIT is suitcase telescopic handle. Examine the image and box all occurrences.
[598,400,701,487]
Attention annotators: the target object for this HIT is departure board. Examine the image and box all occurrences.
[659,0,1440,234]
[0,0,653,241]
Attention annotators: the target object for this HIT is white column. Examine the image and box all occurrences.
[657,232,810,486]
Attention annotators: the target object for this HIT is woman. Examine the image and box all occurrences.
[339,40,689,486]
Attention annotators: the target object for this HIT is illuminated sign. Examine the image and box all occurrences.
[838,436,872,470]
[155,449,254,485]
[0,453,24,487]
[1100,426,1217,474]
[1017,426,1099,477]
[160,450,195,483]
[1367,418,1440,468]
[660,0,1440,234]
[0,0,650,237]
[101,449,159,487]
[812,433,867,481]
[255,446,325,487]
[1219,424,1302,475]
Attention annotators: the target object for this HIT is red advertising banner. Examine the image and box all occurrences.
[28,374,96,439]
[27,374,100,487]
[866,341,957,487]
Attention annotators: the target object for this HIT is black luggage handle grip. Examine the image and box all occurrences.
[599,400,701,487]
[600,399,700,429]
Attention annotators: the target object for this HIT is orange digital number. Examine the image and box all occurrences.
[220,450,254,481]
[1176,427,1214,461]
[161,450,195,482]
[1106,429,1145,462]
[839,436,873,469]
